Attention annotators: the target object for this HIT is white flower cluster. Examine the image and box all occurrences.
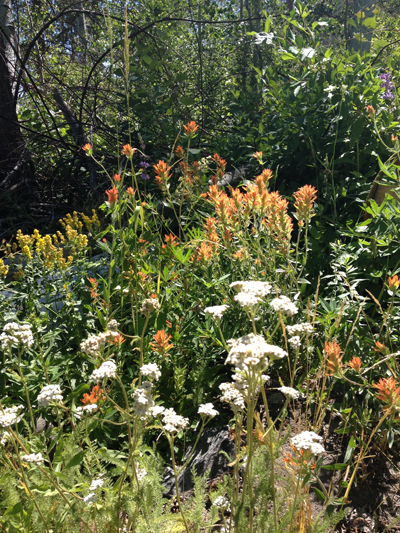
[140,298,160,315]
[83,493,98,506]
[213,495,231,512]
[162,408,189,433]
[270,296,298,317]
[291,431,325,455]
[231,281,272,309]
[286,323,313,337]
[198,403,219,418]
[288,336,301,349]
[37,385,63,408]
[0,431,10,446]
[0,322,34,349]
[107,319,120,331]
[90,361,117,383]
[132,382,154,418]
[150,405,165,418]
[204,305,229,319]
[278,386,300,400]
[136,467,147,482]
[80,331,119,355]
[89,474,106,491]
[0,405,24,427]
[219,382,245,412]
[234,292,262,308]
[226,333,287,371]
[21,452,44,465]
[140,363,161,381]
[75,404,98,419]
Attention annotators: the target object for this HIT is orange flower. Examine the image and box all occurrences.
[106,186,118,205]
[82,143,92,154]
[175,145,185,158]
[392,135,398,142]
[367,105,375,115]
[388,275,400,292]
[375,340,389,355]
[81,384,104,405]
[153,160,172,192]
[374,376,400,411]
[348,356,362,372]
[325,340,343,376]
[109,334,125,346]
[293,185,318,227]
[163,234,179,248]
[233,248,248,261]
[253,151,263,163]
[150,329,174,355]
[122,144,135,158]
[126,187,134,196]
[183,121,199,137]
[192,242,214,264]
[88,278,99,299]
[114,174,121,182]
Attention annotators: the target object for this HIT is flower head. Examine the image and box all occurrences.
[0,405,24,428]
[290,431,324,456]
[127,187,134,196]
[82,143,92,155]
[37,385,63,408]
[226,333,287,371]
[367,105,375,115]
[183,121,199,138]
[253,151,263,163]
[132,381,154,418]
[140,297,160,315]
[388,275,400,293]
[0,322,34,349]
[375,340,389,354]
[213,495,231,512]
[90,361,117,383]
[113,174,121,182]
[75,404,98,419]
[278,386,300,400]
[379,72,395,100]
[286,323,313,337]
[122,144,135,158]
[198,403,219,418]
[153,160,172,192]
[293,185,317,227]
[204,305,229,319]
[324,340,343,376]
[21,453,44,465]
[106,186,118,205]
[270,296,298,317]
[348,356,362,372]
[81,384,104,405]
[140,363,161,381]
[374,376,400,412]
[150,329,173,355]
[162,408,189,433]
[83,493,98,506]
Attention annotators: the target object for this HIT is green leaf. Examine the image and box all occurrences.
[312,487,326,503]
[181,97,195,105]
[65,451,86,469]
[5,502,23,516]
[301,47,315,60]
[350,117,364,147]
[280,52,297,61]
[362,17,376,29]
[322,463,348,471]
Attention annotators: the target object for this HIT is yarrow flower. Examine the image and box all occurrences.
[291,431,325,455]
[140,363,161,381]
[288,336,301,349]
[213,495,231,512]
[226,333,287,371]
[150,405,165,417]
[198,403,219,418]
[219,382,246,412]
[0,322,34,349]
[21,452,44,465]
[278,386,300,400]
[234,292,263,308]
[136,466,147,482]
[230,281,272,297]
[286,323,313,337]
[83,493,98,506]
[0,431,10,446]
[0,405,24,427]
[162,408,189,433]
[132,381,154,418]
[80,331,120,355]
[90,361,117,383]
[204,305,229,319]
[107,319,120,331]
[270,295,298,317]
[140,298,160,315]
[75,404,98,419]
[89,475,106,491]
[37,385,63,408]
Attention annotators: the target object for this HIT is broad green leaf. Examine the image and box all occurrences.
[65,451,86,469]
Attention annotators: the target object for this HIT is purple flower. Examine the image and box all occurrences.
[379,72,395,100]
[140,161,150,169]
[140,173,150,181]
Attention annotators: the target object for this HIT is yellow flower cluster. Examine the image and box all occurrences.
[59,210,100,234]
[0,259,9,278]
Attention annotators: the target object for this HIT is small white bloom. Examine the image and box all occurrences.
[136,466,147,482]
[150,405,165,417]
[198,403,219,418]
[288,336,301,349]
[140,298,160,315]
[75,404,98,419]
[90,361,117,383]
[162,408,189,433]
[219,383,245,412]
[123,288,129,294]
[107,319,119,331]
[37,385,63,408]
[234,292,262,308]
[226,333,287,371]
[0,322,34,349]
[270,295,298,317]
[278,386,300,400]
[0,431,10,446]
[83,493,98,506]
[89,476,105,491]
[230,281,272,297]
[286,323,313,337]
[0,405,24,427]
[115,285,121,290]
[213,495,231,512]
[21,452,44,465]
[140,363,161,381]
[291,431,325,455]
[132,382,154,418]
[204,305,229,319]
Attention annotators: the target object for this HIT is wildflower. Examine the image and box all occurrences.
[375,340,389,354]
[213,495,231,512]
[0,405,24,427]
[198,403,219,418]
[89,475,105,491]
[325,340,343,376]
[106,186,118,205]
[163,233,179,248]
[109,334,125,346]
[278,386,300,400]
[219,383,245,412]
[107,319,119,331]
[80,331,119,355]
[348,356,362,372]
[374,376,400,411]
[150,405,165,417]
[81,384,104,405]
[122,144,135,158]
[288,336,301,349]
[162,408,189,433]
[140,297,160,315]
[226,333,287,371]
[0,431,10,446]
[293,185,317,227]
[82,143,92,155]
[75,404,98,419]
[204,305,229,319]
[392,135,398,142]
[367,105,375,115]
[379,72,395,100]
[37,385,63,408]
[270,295,298,317]
[0,322,34,349]
[141,173,150,180]
[150,330,174,356]
[21,453,44,465]
[183,120,199,138]
[127,187,134,196]
[132,381,154,418]
[291,431,325,455]
[230,281,272,297]
[253,151,263,163]
[114,174,121,182]
[136,466,147,482]
[140,363,161,381]
[286,323,313,337]
[192,242,213,264]
[175,145,185,158]
[388,275,400,292]
[90,361,117,383]
[234,291,263,308]
[83,493,98,506]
